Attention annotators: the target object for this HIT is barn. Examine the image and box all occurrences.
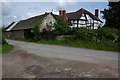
[4,12,61,38]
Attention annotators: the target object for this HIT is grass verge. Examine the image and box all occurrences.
[6,37,119,52]
[37,40,118,52]
[1,43,14,53]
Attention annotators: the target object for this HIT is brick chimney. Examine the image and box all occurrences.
[59,10,66,22]
[95,9,99,18]
[59,10,62,16]
[62,10,66,22]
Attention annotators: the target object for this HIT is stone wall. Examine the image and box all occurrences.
[3,31,12,37]
[12,30,25,38]
[4,30,25,38]
[40,13,56,30]
[56,35,65,40]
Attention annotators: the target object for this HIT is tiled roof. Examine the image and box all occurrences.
[66,9,83,20]
[66,8,103,22]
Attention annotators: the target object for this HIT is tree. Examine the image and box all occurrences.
[53,19,71,35]
[101,1,120,29]
[31,22,42,41]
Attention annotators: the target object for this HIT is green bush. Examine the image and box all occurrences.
[53,19,71,35]
[0,27,6,44]
[31,22,42,42]
[96,27,119,42]
[1,36,6,44]
[75,28,95,41]
[66,27,119,43]
[0,36,7,45]
[64,35,76,42]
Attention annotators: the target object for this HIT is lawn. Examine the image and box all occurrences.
[6,37,119,52]
[1,43,13,53]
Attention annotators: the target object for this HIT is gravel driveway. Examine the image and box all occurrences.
[2,40,119,78]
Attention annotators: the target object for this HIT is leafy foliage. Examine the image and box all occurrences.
[0,32,6,44]
[31,22,42,42]
[1,27,6,31]
[101,2,120,29]
[2,36,7,44]
[65,27,119,43]
[53,19,71,35]
[96,27,119,42]
[75,28,95,41]
[6,27,119,52]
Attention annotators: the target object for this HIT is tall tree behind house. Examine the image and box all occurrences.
[101,1,120,29]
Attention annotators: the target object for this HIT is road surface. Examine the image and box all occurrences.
[2,39,118,78]
[7,40,118,69]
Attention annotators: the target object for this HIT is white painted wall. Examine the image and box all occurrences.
[80,14,86,19]
[69,14,102,29]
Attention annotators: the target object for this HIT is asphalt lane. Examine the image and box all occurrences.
[7,39,118,69]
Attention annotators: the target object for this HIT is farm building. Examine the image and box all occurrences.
[4,8,103,38]
[4,12,62,38]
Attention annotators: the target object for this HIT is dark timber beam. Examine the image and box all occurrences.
[77,20,79,28]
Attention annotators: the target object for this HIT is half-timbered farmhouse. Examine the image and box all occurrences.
[60,8,103,29]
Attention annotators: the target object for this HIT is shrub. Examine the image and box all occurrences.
[53,19,71,35]
[75,28,95,41]
[96,27,119,42]
[74,27,118,42]
[2,36,7,44]
[31,22,42,42]
[64,35,76,42]
[0,27,7,44]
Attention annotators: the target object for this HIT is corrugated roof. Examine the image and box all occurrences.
[6,21,19,31]
[4,22,15,31]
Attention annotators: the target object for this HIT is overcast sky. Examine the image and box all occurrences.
[1,0,108,27]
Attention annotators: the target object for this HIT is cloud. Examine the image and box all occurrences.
[1,2,22,26]
[1,2,24,26]
[2,2,13,15]
[2,2,14,26]
[0,2,2,27]
[55,0,77,11]
[25,12,38,18]
[0,0,108,2]
[1,2,42,27]
[51,10,59,15]
[29,7,41,11]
